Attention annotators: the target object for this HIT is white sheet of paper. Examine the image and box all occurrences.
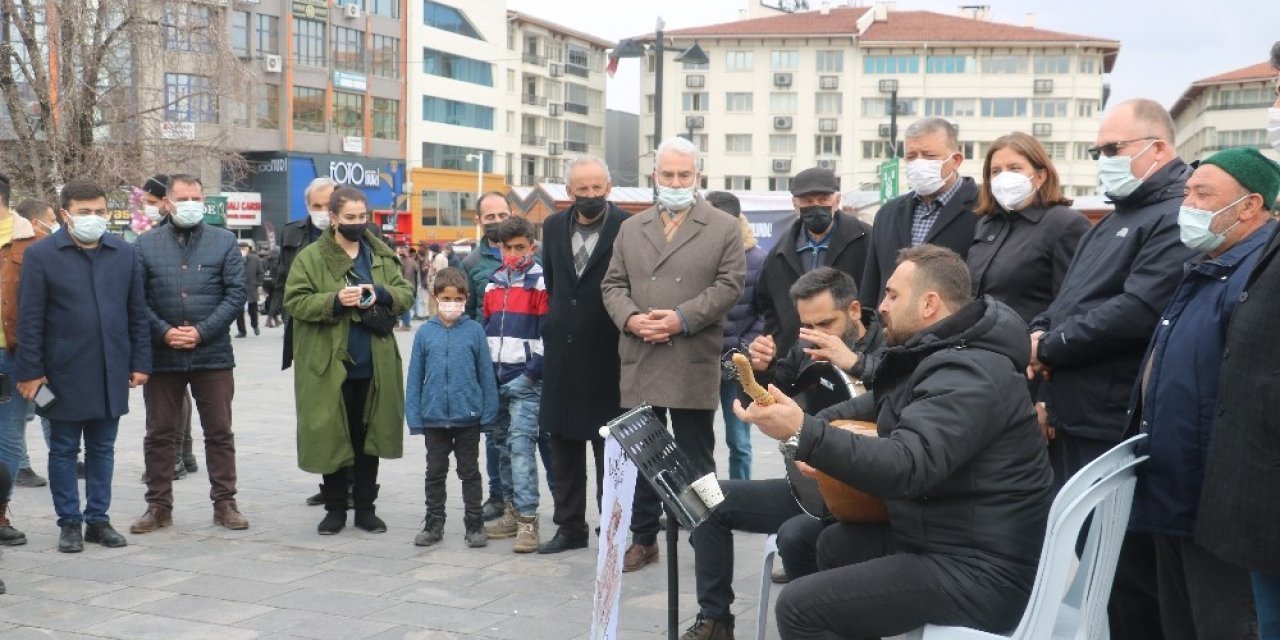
[590,435,638,640]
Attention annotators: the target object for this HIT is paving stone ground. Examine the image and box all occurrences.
[0,325,787,639]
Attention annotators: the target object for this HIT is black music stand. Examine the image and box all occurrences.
[605,405,719,640]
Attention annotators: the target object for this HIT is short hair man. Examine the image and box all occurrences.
[279,176,337,370]
[684,267,885,639]
[859,118,979,309]
[15,198,57,235]
[537,156,627,554]
[738,245,1053,638]
[16,180,151,552]
[140,174,170,227]
[132,174,249,534]
[601,136,746,571]
[1029,99,1197,639]
[757,166,872,360]
[1129,148,1277,638]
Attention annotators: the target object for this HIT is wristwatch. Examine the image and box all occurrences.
[778,423,803,460]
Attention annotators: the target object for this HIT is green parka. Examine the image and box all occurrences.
[284,228,414,474]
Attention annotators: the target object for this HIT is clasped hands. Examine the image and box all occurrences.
[625,309,682,344]
[164,326,203,350]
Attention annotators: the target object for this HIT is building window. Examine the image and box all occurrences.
[292,86,325,133]
[769,134,796,154]
[815,93,842,115]
[815,135,842,156]
[333,91,364,137]
[925,55,971,74]
[645,94,655,114]
[725,92,753,112]
[1077,99,1098,118]
[1042,142,1067,160]
[724,176,752,190]
[1212,88,1274,109]
[566,44,591,77]
[565,83,590,114]
[565,121,590,152]
[770,92,797,114]
[980,55,1028,74]
[725,134,752,153]
[293,19,326,67]
[863,54,919,74]
[163,5,213,53]
[1032,98,1069,118]
[424,0,483,39]
[256,15,279,56]
[231,11,250,57]
[1034,55,1071,75]
[423,96,494,130]
[373,96,396,139]
[959,141,976,159]
[862,140,904,159]
[423,47,491,85]
[726,51,753,72]
[1216,129,1268,148]
[256,84,279,129]
[770,50,799,70]
[815,50,843,73]
[1074,142,1094,161]
[682,91,709,112]
[423,143,492,172]
[332,26,365,73]
[1079,56,1097,74]
[924,98,976,117]
[769,177,792,191]
[981,98,1028,117]
[683,59,709,71]
[371,35,400,78]
[369,0,400,19]
[862,97,917,117]
[164,74,216,123]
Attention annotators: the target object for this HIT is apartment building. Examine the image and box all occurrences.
[1172,61,1280,165]
[637,4,1119,197]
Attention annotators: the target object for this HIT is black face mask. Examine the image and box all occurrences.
[800,205,834,235]
[483,222,501,243]
[337,223,365,242]
[574,195,608,220]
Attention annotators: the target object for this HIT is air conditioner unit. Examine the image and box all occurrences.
[773,73,792,87]
[1033,123,1053,137]
[773,116,793,130]
[263,54,283,73]
[343,3,361,19]
[772,159,792,173]
[549,63,563,77]
[818,118,838,133]
[548,103,563,117]
[685,115,705,130]
[878,124,892,138]
[548,142,562,156]
[1034,79,1054,94]
[819,75,839,90]
[816,159,837,171]
[685,75,705,88]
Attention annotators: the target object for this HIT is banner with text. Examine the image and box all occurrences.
[590,436,638,640]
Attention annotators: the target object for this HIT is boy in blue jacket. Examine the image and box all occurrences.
[406,267,498,548]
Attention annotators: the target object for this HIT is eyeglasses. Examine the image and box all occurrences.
[1087,137,1156,161]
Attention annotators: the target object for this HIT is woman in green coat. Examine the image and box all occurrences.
[284,186,413,535]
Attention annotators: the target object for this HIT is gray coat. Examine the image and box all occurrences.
[602,199,745,410]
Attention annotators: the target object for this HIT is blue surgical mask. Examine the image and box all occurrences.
[172,201,205,228]
[656,186,696,211]
[1178,194,1248,254]
[1097,139,1157,199]
[67,214,107,243]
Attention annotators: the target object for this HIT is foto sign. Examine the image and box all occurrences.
[329,161,382,188]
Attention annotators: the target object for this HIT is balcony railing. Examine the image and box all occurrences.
[519,174,544,185]
[521,134,547,147]
[523,51,546,65]
[565,102,588,115]
[565,140,588,152]
[565,63,589,78]
[522,94,547,106]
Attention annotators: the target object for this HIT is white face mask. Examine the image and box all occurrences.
[656,186,696,211]
[437,300,465,322]
[906,158,951,196]
[310,210,331,229]
[990,171,1036,212]
[143,205,163,224]
[171,200,205,228]
[1267,108,1280,153]
[67,214,108,243]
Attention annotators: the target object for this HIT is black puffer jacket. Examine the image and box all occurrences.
[137,222,246,372]
[802,296,1053,633]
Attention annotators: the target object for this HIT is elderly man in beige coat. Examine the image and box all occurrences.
[602,136,746,572]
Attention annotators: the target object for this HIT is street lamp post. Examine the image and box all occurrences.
[465,153,483,228]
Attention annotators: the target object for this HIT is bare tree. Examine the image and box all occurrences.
[0,0,256,201]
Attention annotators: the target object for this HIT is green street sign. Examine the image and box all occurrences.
[878,158,900,203]
[204,195,228,227]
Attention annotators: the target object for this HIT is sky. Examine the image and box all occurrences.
[506,0,1277,115]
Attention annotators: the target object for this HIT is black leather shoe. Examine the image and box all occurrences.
[84,521,127,548]
[537,531,589,554]
[58,524,84,553]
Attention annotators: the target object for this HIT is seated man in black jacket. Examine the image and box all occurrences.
[738,245,1053,639]
[682,268,885,640]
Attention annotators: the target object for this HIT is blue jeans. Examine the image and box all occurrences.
[719,379,753,480]
[492,375,542,516]
[1255,572,1280,640]
[49,418,120,526]
[485,433,504,498]
[0,351,27,499]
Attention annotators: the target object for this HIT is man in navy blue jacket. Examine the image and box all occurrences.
[16,180,151,553]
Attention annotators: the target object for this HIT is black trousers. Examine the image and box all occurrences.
[236,302,259,334]
[324,378,378,511]
[629,406,715,546]
[423,426,483,521]
[548,433,604,538]
[1153,534,1259,640]
[691,478,828,619]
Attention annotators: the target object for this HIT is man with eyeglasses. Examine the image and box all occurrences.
[1028,99,1197,640]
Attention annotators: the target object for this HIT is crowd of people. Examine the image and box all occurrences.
[0,90,1276,640]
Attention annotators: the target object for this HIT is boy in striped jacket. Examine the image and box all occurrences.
[481,215,549,553]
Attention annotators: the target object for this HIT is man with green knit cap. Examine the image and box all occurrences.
[1128,146,1279,639]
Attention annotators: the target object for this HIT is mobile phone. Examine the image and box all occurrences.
[359,288,376,306]
[34,384,57,410]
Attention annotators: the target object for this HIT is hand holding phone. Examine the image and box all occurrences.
[338,286,363,307]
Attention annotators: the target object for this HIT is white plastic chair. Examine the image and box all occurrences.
[756,533,779,640]
[905,448,1147,640]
